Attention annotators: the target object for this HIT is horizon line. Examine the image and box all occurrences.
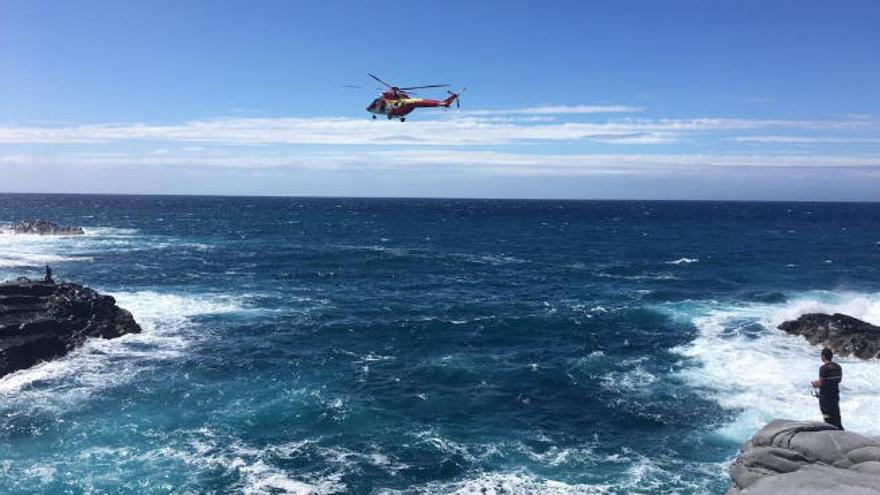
[0,190,877,204]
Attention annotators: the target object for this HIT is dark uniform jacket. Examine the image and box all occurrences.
[819,361,842,399]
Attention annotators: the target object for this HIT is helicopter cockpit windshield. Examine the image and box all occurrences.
[367,98,387,113]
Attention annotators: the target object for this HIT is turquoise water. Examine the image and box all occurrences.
[2,195,880,494]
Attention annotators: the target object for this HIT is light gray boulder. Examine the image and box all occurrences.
[727,420,880,494]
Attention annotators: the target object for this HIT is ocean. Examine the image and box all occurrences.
[1,194,879,494]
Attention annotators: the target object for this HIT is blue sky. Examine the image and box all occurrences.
[1,0,879,199]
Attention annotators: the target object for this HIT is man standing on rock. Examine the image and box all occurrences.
[811,347,843,430]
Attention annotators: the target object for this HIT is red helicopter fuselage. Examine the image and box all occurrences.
[366,90,461,120]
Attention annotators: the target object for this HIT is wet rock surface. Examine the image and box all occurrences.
[8,219,85,235]
[0,277,140,378]
[779,313,880,359]
[727,420,880,494]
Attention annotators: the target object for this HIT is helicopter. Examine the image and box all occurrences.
[362,73,465,122]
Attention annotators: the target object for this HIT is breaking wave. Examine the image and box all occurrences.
[668,291,880,442]
[666,258,699,265]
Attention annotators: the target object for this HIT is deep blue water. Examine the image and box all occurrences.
[2,195,880,494]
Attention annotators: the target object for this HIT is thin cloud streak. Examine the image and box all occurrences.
[5,150,880,176]
[0,115,875,147]
[733,136,880,144]
[2,109,877,183]
[463,105,645,115]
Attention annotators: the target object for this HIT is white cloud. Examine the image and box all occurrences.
[362,150,880,175]
[0,154,30,164]
[5,150,879,177]
[732,136,880,144]
[0,114,874,147]
[1,109,877,184]
[464,105,645,115]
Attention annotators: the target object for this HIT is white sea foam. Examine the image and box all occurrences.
[82,227,140,236]
[377,456,724,495]
[112,291,247,328]
[265,440,410,476]
[0,232,88,270]
[142,431,371,495]
[239,460,343,495]
[596,271,680,281]
[600,366,657,394]
[670,291,880,441]
[414,430,492,463]
[617,453,727,495]
[665,257,699,265]
[0,224,141,274]
[0,252,94,268]
[471,254,529,265]
[419,472,611,495]
[21,464,56,486]
[522,444,600,468]
[137,430,722,495]
[0,223,216,277]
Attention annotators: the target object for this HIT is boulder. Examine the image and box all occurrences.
[778,313,880,360]
[727,420,880,494]
[0,277,140,377]
[8,219,85,235]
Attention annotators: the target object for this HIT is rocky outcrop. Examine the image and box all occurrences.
[727,420,880,494]
[0,277,140,378]
[8,219,84,235]
[778,313,880,359]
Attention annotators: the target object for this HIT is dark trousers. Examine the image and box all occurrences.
[819,395,843,430]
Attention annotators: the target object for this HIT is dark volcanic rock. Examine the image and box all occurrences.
[778,313,880,359]
[727,419,880,494]
[0,277,141,377]
[8,219,84,235]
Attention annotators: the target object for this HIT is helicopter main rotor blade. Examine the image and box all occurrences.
[398,84,449,90]
[368,73,394,88]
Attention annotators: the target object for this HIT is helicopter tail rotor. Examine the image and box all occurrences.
[444,88,466,109]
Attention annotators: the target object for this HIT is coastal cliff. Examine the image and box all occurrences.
[0,277,141,377]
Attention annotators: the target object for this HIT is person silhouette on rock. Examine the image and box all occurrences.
[811,347,843,430]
